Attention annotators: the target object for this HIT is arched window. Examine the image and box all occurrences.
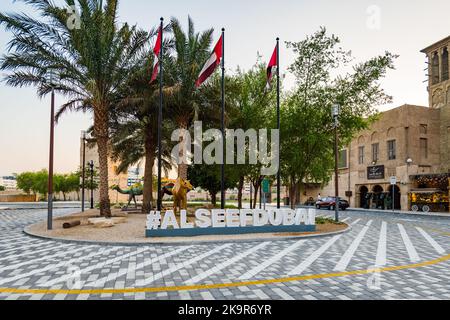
[432,52,440,85]
[442,48,449,81]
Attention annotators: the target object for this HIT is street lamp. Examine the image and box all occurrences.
[81,131,87,212]
[332,104,340,223]
[47,68,57,231]
[89,160,94,209]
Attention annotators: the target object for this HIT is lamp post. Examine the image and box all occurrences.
[89,160,94,209]
[81,131,86,212]
[332,104,340,223]
[47,69,56,231]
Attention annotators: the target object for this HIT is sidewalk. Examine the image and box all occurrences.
[346,207,450,219]
[0,202,83,210]
[261,202,450,219]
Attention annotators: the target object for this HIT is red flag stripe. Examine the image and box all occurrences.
[150,61,159,84]
[196,35,223,87]
[266,45,278,87]
[153,26,162,57]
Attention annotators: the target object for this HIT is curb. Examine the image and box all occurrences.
[346,208,450,219]
[1,206,81,211]
[23,224,352,247]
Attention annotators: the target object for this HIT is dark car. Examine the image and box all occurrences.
[315,197,350,210]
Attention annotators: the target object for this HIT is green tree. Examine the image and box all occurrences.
[109,30,174,212]
[227,60,277,209]
[0,0,148,217]
[76,166,99,192]
[32,170,49,200]
[0,186,5,192]
[15,172,35,195]
[281,27,396,207]
[54,173,80,201]
[164,16,214,180]
[188,164,239,206]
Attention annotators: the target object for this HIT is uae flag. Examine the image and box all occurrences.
[195,35,223,87]
[266,45,278,90]
[150,26,162,84]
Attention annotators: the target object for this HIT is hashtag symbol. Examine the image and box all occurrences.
[147,211,161,230]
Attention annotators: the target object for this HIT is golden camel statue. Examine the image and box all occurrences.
[172,178,194,214]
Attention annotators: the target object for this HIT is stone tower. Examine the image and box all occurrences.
[422,36,450,173]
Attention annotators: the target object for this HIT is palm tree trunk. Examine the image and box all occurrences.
[142,132,155,213]
[94,104,111,217]
[177,120,189,180]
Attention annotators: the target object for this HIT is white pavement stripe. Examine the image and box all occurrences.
[0,247,117,286]
[288,235,342,275]
[0,245,82,272]
[334,220,373,272]
[86,246,192,288]
[375,221,387,267]
[0,243,72,263]
[351,219,362,225]
[273,288,295,300]
[185,242,270,284]
[342,217,351,223]
[254,289,270,300]
[398,224,420,263]
[136,244,233,287]
[287,218,362,276]
[416,227,445,255]
[239,240,306,280]
[39,247,150,287]
[0,238,36,247]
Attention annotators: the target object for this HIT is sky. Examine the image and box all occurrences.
[1,0,450,176]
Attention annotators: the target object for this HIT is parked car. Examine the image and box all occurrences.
[315,197,350,210]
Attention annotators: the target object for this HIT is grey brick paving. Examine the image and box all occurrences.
[0,208,449,300]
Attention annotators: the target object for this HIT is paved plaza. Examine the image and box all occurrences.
[0,208,449,300]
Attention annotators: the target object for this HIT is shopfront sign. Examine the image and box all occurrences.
[146,208,316,237]
[368,165,385,180]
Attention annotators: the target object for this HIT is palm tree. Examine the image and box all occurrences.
[109,40,174,213]
[164,16,214,180]
[0,0,148,217]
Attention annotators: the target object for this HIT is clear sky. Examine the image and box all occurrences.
[1,0,449,176]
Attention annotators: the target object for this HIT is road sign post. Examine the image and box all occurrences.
[390,176,397,213]
[262,179,270,210]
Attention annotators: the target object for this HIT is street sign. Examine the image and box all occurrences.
[390,176,397,185]
[262,179,270,194]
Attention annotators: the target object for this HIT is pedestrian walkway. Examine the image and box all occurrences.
[0,208,449,300]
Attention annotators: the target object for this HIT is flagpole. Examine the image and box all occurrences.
[276,37,281,209]
[157,17,164,212]
[221,28,226,210]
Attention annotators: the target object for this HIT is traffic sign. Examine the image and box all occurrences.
[262,179,270,194]
[390,176,397,185]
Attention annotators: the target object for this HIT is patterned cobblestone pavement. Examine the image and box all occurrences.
[0,208,449,300]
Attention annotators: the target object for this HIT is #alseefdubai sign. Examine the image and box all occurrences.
[146,208,316,237]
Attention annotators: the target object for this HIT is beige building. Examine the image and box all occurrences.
[317,36,450,212]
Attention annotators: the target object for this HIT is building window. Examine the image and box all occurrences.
[358,146,365,165]
[420,138,428,159]
[443,48,449,81]
[338,149,348,169]
[372,143,379,163]
[432,52,440,85]
[420,124,428,135]
[387,140,396,160]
